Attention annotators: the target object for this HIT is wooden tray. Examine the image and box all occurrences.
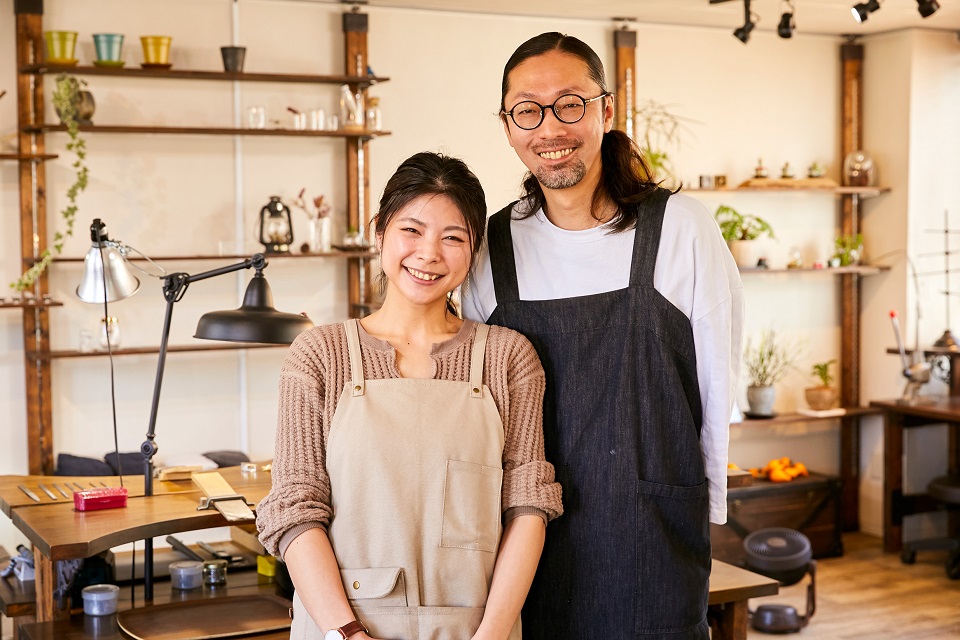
[117,594,291,639]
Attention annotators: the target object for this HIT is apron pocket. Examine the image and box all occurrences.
[440,460,502,553]
[357,605,488,640]
[634,478,711,635]
[341,566,407,606]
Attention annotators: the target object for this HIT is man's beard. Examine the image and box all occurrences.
[535,158,586,190]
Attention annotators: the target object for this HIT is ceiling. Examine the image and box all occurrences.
[347,0,960,37]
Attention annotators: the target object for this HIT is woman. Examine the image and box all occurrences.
[257,151,563,640]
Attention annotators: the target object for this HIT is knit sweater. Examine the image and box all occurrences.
[256,319,564,559]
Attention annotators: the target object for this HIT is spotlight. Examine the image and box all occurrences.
[778,1,796,38]
[734,0,756,43]
[917,0,940,18]
[851,0,880,23]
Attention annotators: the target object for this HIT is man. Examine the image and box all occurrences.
[462,33,743,639]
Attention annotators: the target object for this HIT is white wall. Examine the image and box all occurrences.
[0,0,955,556]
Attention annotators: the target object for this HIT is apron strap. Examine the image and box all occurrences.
[469,322,490,398]
[488,202,521,304]
[628,187,672,288]
[344,319,365,396]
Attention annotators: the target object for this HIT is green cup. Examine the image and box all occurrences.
[44,30,78,62]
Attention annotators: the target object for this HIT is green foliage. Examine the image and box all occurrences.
[744,330,801,387]
[11,74,89,291]
[811,359,836,387]
[633,100,696,187]
[715,204,775,242]
[832,233,864,266]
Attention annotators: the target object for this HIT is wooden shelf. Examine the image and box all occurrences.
[0,153,58,161]
[32,342,286,361]
[23,124,390,139]
[739,264,890,276]
[49,250,378,264]
[0,300,63,309]
[689,186,889,198]
[734,406,881,427]
[19,64,389,86]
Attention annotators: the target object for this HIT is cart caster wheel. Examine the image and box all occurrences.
[947,552,960,580]
[901,549,916,564]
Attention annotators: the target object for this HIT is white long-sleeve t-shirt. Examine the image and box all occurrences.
[462,192,743,525]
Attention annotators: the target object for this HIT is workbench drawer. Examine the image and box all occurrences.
[710,472,843,567]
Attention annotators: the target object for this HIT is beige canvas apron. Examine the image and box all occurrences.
[290,320,522,640]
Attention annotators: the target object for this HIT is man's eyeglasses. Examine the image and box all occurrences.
[500,93,611,131]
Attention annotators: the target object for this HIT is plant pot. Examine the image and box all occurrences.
[728,240,759,268]
[44,30,77,62]
[805,386,838,411]
[746,385,776,417]
[55,90,96,126]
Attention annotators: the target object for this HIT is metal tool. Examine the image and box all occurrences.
[53,484,71,498]
[198,541,244,566]
[37,483,58,500]
[17,485,41,502]
[890,310,932,404]
[165,535,204,562]
[72,482,85,491]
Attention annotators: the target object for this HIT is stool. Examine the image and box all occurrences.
[900,474,960,579]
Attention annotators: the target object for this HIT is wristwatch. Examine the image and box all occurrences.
[324,620,367,640]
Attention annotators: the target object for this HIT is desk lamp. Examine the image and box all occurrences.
[77,218,313,599]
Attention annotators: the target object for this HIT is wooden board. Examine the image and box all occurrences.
[737,176,840,189]
[117,595,291,639]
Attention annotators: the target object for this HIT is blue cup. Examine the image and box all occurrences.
[93,33,124,62]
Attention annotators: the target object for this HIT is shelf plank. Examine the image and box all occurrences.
[0,153,58,161]
[23,124,390,139]
[688,186,889,197]
[19,64,389,86]
[32,343,287,361]
[739,265,889,275]
[49,250,377,264]
[0,301,63,309]
[734,406,881,427]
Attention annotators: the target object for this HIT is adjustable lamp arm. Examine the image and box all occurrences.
[140,253,267,601]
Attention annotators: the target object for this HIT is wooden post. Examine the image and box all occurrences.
[613,26,636,137]
[839,41,864,532]
[343,8,374,317]
[15,0,54,476]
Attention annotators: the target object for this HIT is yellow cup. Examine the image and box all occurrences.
[44,30,78,62]
[140,35,172,64]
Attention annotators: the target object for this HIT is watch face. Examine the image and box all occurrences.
[324,631,344,640]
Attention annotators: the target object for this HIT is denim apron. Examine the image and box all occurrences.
[486,189,710,639]
[289,320,522,640]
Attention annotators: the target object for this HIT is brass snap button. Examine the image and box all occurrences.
[353,581,360,590]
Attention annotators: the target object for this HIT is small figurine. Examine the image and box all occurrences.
[756,257,770,269]
[781,162,795,179]
[807,161,826,178]
[787,246,803,269]
[754,158,768,179]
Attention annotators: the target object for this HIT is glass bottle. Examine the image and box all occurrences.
[365,97,382,131]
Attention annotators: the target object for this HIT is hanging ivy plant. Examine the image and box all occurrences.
[11,74,89,291]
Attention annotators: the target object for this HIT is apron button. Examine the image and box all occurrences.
[354,385,361,392]
[353,581,360,590]
[472,387,480,394]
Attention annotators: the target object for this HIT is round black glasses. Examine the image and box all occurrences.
[501,93,612,131]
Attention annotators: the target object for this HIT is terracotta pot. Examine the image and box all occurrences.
[805,386,838,411]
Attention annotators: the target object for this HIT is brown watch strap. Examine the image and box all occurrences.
[336,620,367,639]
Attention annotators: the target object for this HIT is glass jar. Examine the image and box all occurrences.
[842,150,876,187]
[169,560,203,590]
[365,97,382,131]
[100,316,120,349]
[202,559,228,586]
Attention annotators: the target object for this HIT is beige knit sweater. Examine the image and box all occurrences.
[256,320,563,558]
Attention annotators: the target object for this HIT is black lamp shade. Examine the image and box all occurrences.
[194,271,312,344]
[734,21,754,43]
[777,12,794,38]
[917,0,940,18]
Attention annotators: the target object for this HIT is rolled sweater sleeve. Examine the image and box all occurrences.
[256,332,334,557]
[487,327,563,522]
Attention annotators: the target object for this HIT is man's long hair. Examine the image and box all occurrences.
[501,32,661,232]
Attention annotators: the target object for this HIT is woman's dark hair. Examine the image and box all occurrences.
[501,32,660,232]
[374,150,487,266]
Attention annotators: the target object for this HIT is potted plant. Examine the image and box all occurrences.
[633,99,696,189]
[805,360,839,411]
[715,204,775,268]
[11,74,89,291]
[830,233,864,267]
[743,329,800,417]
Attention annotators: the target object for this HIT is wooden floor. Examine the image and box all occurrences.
[744,532,960,639]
